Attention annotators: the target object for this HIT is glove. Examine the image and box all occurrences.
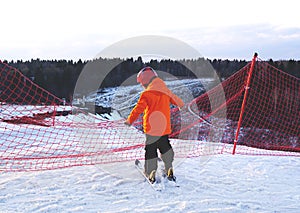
[124,121,131,126]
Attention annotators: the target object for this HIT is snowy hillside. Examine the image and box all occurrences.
[80,78,217,117]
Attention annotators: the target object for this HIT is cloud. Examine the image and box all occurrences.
[173,25,300,60]
[1,24,299,60]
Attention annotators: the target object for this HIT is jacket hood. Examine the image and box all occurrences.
[145,77,171,95]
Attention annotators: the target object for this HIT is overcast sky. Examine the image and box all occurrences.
[1,0,300,61]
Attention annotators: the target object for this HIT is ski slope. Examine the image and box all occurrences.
[1,148,300,212]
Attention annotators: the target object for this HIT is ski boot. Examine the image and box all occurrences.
[148,170,156,184]
[167,168,176,182]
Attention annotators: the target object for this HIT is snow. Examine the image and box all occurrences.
[1,150,300,212]
[82,78,215,117]
[1,78,300,212]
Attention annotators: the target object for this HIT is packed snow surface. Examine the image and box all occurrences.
[1,152,300,212]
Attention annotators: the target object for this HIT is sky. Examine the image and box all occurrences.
[1,0,300,61]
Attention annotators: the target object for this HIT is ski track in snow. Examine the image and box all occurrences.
[1,154,300,212]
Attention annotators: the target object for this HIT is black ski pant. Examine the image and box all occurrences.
[144,134,174,175]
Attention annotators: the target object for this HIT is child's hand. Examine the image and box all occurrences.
[180,105,188,111]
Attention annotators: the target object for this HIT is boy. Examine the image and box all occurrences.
[125,67,184,183]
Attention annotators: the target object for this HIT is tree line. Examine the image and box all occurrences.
[5,57,299,102]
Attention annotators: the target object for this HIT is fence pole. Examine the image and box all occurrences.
[232,53,258,154]
[52,104,57,126]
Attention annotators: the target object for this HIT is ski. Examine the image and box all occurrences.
[134,159,164,191]
[161,169,180,188]
[164,177,180,188]
[156,158,180,188]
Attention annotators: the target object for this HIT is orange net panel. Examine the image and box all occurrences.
[232,61,299,155]
[183,59,300,155]
[0,59,299,172]
[0,61,145,171]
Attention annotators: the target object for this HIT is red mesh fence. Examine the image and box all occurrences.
[234,61,299,154]
[0,58,299,172]
[186,59,299,156]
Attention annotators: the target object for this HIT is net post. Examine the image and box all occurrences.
[52,104,57,126]
[232,53,258,154]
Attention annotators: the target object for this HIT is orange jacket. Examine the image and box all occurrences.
[126,77,184,136]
